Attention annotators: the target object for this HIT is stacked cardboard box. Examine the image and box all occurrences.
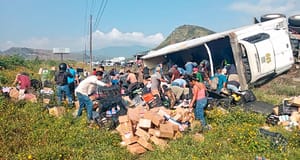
[116,106,193,154]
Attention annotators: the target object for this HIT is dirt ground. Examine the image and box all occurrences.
[260,64,300,89]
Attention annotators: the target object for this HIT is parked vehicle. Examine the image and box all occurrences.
[142,17,294,90]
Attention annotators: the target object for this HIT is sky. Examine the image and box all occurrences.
[0,0,299,52]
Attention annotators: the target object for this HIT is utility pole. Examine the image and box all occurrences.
[89,14,93,71]
[83,44,86,64]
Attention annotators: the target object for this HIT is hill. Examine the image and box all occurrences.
[154,25,215,50]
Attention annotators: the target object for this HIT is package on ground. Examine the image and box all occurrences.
[137,137,154,151]
[291,97,300,107]
[127,106,146,123]
[116,121,133,136]
[138,118,152,129]
[48,106,65,117]
[273,106,279,115]
[9,87,19,99]
[127,143,147,154]
[135,127,151,141]
[43,98,51,104]
[158,123,174,138]
[150,136,168,148]
[290,112,300,122]
[119,115,130,123]
[25,93,37,102]
[121,136,138,146]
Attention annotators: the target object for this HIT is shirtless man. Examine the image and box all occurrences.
[126,70,138,91]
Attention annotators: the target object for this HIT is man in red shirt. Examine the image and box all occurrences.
[12,72,31,100]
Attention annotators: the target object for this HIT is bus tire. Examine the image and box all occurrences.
[288,14,300,27]
[260,13,286,22]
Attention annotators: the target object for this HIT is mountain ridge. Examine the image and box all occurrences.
[0,25,215,60]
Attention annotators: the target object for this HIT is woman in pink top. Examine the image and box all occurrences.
[189,74,208,130]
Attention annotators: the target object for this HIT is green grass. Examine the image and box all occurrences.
[0,97,299,160]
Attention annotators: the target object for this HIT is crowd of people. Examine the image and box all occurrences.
[10,59,242,130]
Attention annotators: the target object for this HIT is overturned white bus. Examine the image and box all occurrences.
[142,18,294,90]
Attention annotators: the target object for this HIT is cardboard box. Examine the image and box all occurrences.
[122,136,138,146]
[127,106,145,123]
[273,106,279,115]
[291,97,300,107]
[137,137,154,151]
[25,93,37,103]
[290,112,300,122]
[138,119,152,129]
[127,143,147,154]
[135,127,150,141]
[148,128,157,135]
[159,123,174,138]
[9,87,19,99]
[119,115,130,123]
[116,122,133,136]
[43,98,50,104]
[48,106,65,117]
[166,121,180,132]
[150,136,168,147]
[280,121,290,126]
[193,133,205,142]
[151,114,164,127]
[143,111,154,120]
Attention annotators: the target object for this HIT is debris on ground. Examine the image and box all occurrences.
[267,96,300,130]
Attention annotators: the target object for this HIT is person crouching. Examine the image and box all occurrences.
[75,71,111,124]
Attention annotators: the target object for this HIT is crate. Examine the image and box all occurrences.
[142,93,154,103]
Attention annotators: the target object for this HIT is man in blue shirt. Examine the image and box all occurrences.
[171,76,187,88]
[215,67,227,93]
[67,64,77,101]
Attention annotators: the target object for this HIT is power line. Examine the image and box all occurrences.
[93,0,105,28]
[94,0,108,30]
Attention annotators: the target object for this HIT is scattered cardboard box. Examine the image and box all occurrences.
[137,137,154,151]
[158,123,174,138]
[135,127,150,141]
[138,118,152,129]
[127,143,147,154]
[48,106,65,117]
[150,136,168,148]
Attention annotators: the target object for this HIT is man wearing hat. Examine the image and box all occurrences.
[193,67,203,82]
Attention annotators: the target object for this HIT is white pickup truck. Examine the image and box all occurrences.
[142,17,294,90]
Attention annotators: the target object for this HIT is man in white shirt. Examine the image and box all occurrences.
[75,71,111,123]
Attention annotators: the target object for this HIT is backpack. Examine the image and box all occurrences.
[56,72,67,85]
[242,90,256,103]
[210,76,219,90]
[102,72,111,83]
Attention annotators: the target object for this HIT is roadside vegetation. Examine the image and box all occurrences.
[0,56,299,159]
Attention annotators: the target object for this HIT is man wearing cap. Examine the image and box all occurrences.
[193,67,203,82]
[151,66,166,97]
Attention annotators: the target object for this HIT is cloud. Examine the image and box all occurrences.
[229,0,300,16]
[0,28,165,51]
[91,28,165,49]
